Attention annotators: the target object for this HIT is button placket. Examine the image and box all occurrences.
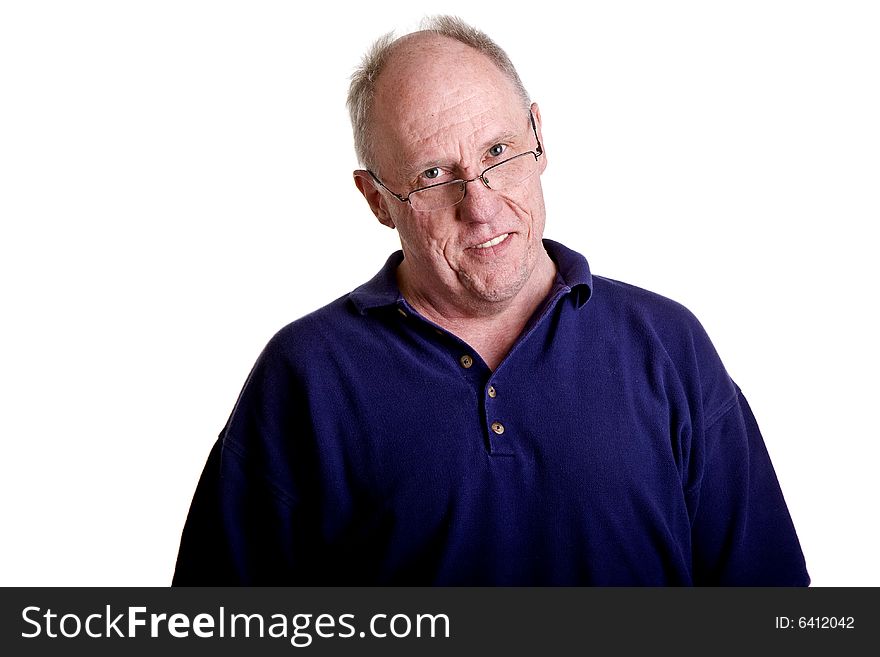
[485,379,508,449]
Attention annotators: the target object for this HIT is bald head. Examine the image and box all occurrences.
[369,34,528,181]
[347,16,531,169]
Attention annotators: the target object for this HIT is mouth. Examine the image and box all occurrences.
[471,233,510,250]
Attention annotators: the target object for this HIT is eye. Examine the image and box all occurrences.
[423,167,441,180]
[488,144,507,158]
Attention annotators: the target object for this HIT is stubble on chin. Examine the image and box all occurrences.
[456,255,532,306]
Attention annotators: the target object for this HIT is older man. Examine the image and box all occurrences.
[173,16,808,585]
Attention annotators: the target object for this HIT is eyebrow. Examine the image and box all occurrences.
[398,128,524,184]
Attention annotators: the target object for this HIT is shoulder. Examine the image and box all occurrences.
[257,293,370,370]
[221,294,368,445]
[588,275,711,346]
[588,275,736,415]
[262,251,404,362]
[545,239,703,337]
[591,275,696,321]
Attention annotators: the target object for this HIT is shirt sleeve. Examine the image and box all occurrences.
[172,333,319,585]
[688,385,809,585]
[172,436,309,585]
[172,437,231,585]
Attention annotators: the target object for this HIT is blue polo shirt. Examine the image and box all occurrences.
[173,240,808,585]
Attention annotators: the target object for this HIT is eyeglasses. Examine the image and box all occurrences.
[365,112,544,213]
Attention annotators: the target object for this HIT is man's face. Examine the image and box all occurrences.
[357,35,548,314]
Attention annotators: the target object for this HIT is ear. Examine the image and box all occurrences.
[354,170,396,229]
[531,102,548,175]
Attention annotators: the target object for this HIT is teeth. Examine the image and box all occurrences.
[473,233,509,249]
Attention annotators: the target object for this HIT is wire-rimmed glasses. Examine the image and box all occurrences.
[364,111,543,213]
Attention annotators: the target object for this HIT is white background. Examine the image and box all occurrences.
[1,1,877,586]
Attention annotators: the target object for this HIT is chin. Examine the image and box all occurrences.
[470,286,518,304]
[462,265,531,305]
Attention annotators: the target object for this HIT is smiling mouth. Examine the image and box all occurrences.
[472,233,510,249]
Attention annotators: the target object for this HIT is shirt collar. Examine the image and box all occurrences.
[544,239,593,307]
[349,239,592,314]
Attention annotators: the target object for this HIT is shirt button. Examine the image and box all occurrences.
[491,422,505,435]
[460,354,474,369]
[487,385,497,398]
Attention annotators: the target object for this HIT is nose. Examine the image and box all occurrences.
[456,176,501,224]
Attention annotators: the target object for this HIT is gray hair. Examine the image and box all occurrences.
[346,15,532,170]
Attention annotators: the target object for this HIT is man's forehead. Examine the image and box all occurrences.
[378,100,525,181]
[372,34,525,174]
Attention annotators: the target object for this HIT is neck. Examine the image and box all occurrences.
[399,252,557,370]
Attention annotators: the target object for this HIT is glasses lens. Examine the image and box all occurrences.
[407,151,540,211]
[409,181,466,212]
[481,153,539,190]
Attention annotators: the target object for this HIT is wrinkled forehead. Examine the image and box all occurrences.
[371,35,526,173]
